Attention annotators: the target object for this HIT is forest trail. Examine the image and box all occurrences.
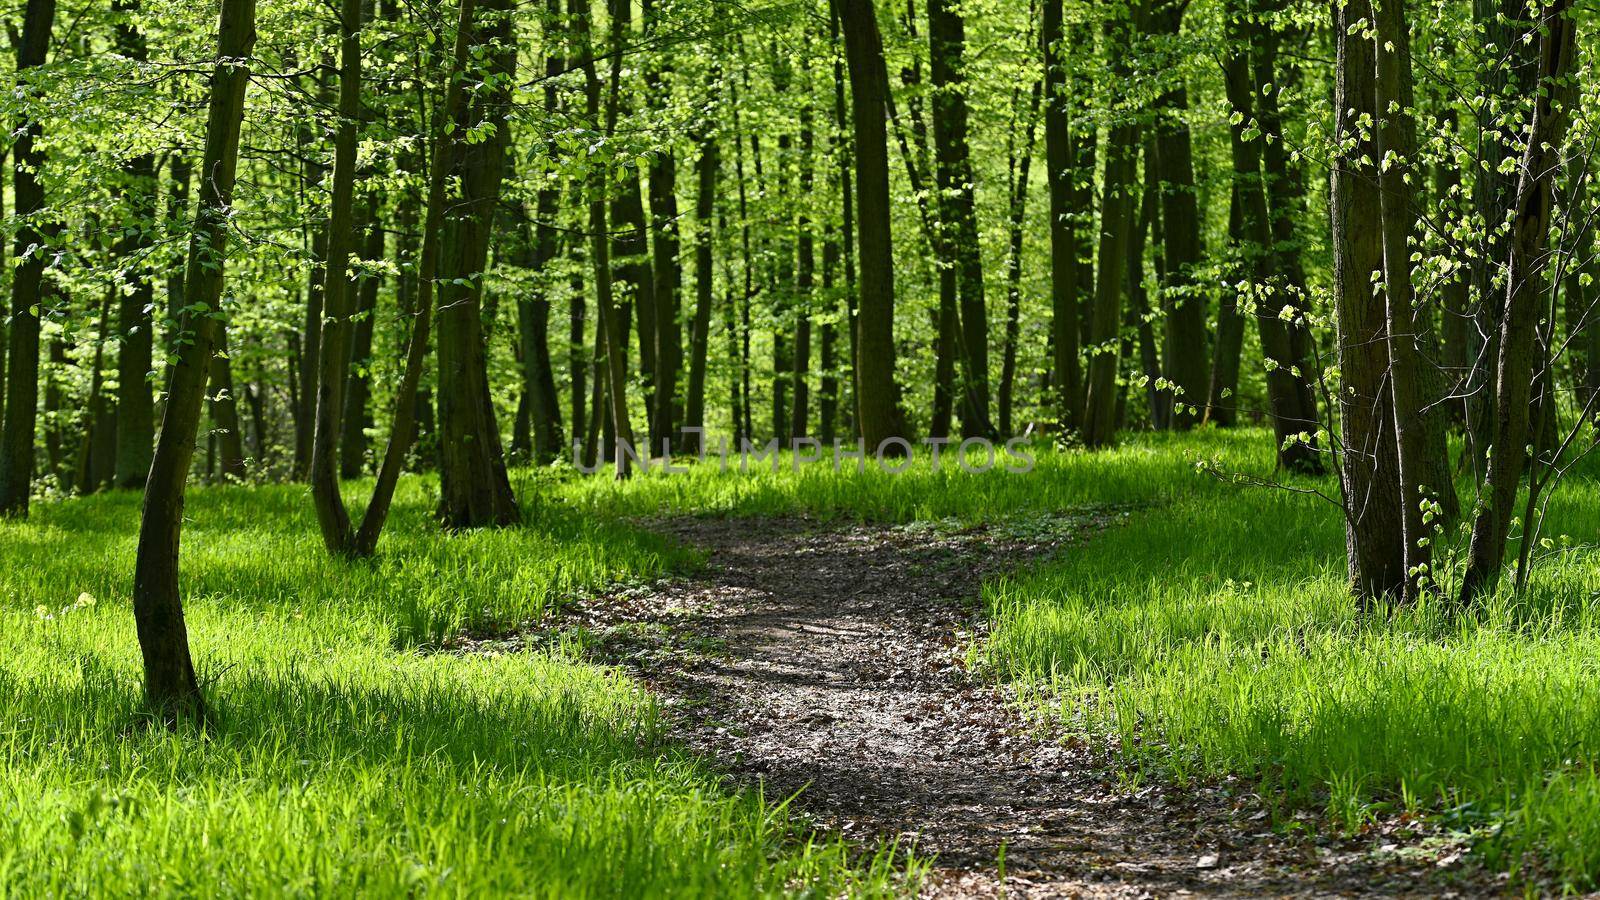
[547,515,1495,898]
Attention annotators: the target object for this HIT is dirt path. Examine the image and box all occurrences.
[543,514,1499,897]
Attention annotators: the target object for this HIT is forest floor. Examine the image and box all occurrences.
[501,512,1506,897]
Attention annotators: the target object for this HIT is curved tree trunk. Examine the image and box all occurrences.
[308,0,364,554]
[132,0,255,721]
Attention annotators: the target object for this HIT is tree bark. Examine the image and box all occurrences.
[1042,0,1083,431]
[1222,1,1321,473]
[308,0,364,554]
[353,0,479,555]
[840,0,907,451]
[583,0,638,477]
[998,77,1042,437]
[686,86,719,455]
[112,0,157,490]
[1081,12,1140,450]
[1373,0,1436,598]
[1460,0,1577,605]
[1149,0,1207,429]
[132,0,255,721]
[435,0,520,525]
[0,0,56,517]
[340,212,381,478]
[1332,0,1405,602]
[927,0,992,438]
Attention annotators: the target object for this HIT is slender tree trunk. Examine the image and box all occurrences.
[1332,0,1405,602]
[309,0,364,554]
[208,331,248,481]
[294,64,333,481]
[830,0,860,437]
[1081,12,1140,450]
[1460,0,1577,605]
[1222,2,1321,473]
[340,213,381,478]
[112,0,157,490]
[77,289,116,493]
[353,0,479,555]
[644,0,680,457]
[927,0,992,438]
[841,0,907,450]
[1149,0,1206,429]
[1043,0,1087,431]
[0,0,57,517]
[568,231,587,452]
[999,78,1042,437]
[686,92,718,455]
[582,0,637,477]
[791,96,816,440]
[1373,0,1435,598]
[133,0,255,721]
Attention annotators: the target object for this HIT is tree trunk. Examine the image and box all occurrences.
[791,97,816,441]
[340,213,381,478]
[830,0,860,438]
[133,0,255,722]
[840,0,906,451]
[1222,2,1320,473]
[112,0,157,490]
[927,0,992,438]
[998,78,1042,437]
[582,0,638,477]
[685,93,718,455]
[208,330,248,482]
[1081,11,1139,451]
[1332,0,1405,602]
[644,0,681,457]
[309,0,364,554]
[294,64,333,482]
[1460,0,1577,605]
[354,0,481,555]
[435,0,520,525]
[1372,0,1436,599]
[1149,0,1206,430]
[1043,0,1089,431]
[0,0,57,518]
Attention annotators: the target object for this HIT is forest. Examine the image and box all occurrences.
[2,0,1599,893]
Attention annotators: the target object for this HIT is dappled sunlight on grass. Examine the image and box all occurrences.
[0,476,909,897]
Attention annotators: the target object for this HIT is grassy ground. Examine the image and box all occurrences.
[0,477,908,897]
[560,430,1600,889]
[11,430,1600,892]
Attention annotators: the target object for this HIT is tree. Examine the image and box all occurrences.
[435,0,520,526]
[840,0,907,451]
[0,0,58,517]
[1042,0,1083,431]
[354,0,481,556]
[927,0,992,438]
[308,0,366,554]
[132,0,256,720]
[1081,12,1139,450]
[1331,0,1404,603]
[1460,0,1578,605]
[111,0,157,490]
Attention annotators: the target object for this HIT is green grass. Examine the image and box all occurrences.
[0,477,912,897]
[13,429,1600,892]
[555,429,1600,889]
[968,433,1600,890]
